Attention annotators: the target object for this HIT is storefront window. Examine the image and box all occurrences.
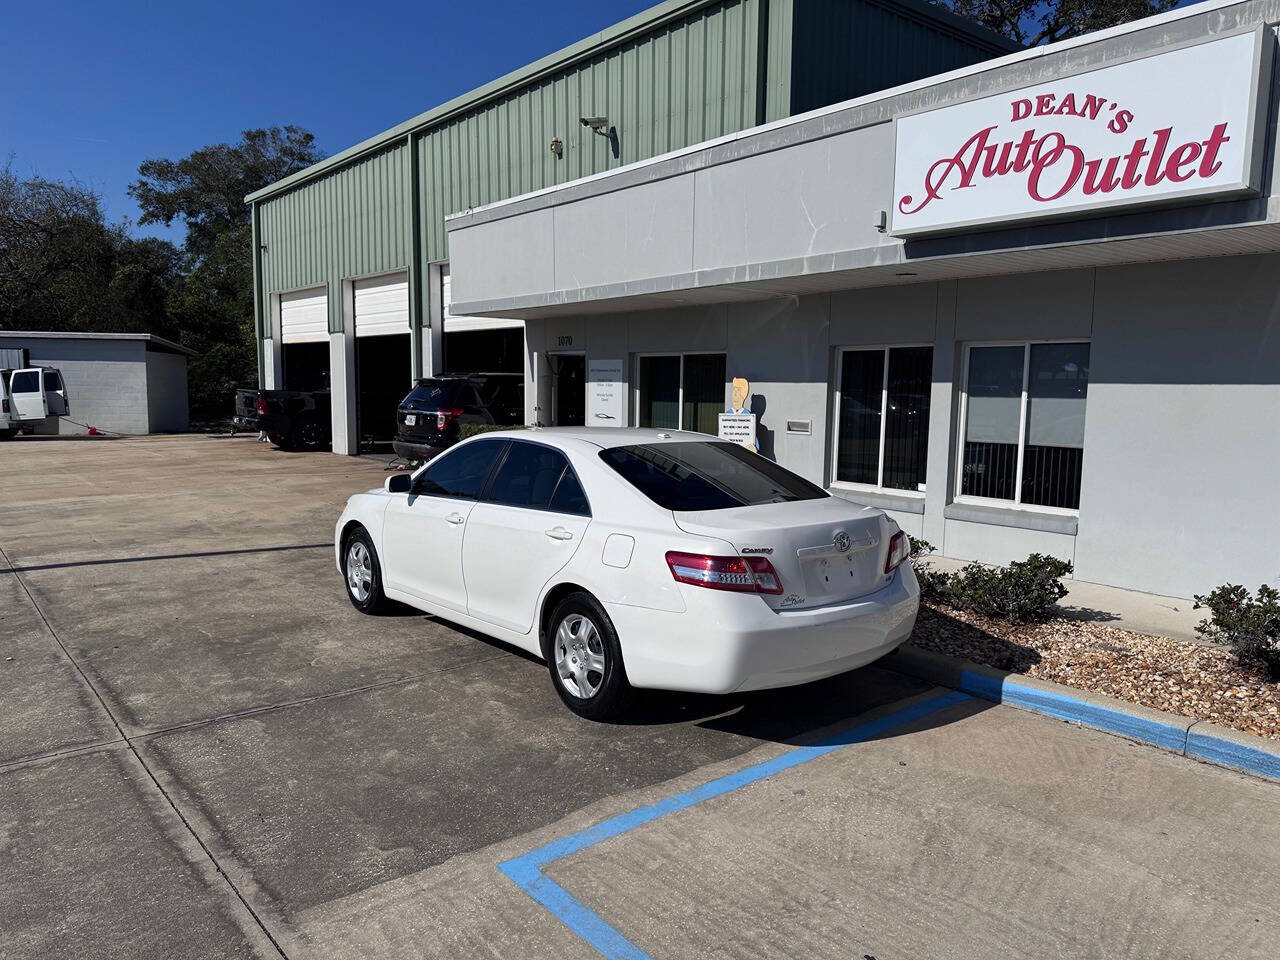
[635,353,726,434]
[834,346,932,492]
[959,341,1090,510]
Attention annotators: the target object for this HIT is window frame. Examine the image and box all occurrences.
[955,338,1090,516]
[632,351,727,433]
[478,438,592,517]
[829,343,933,498]
[412,437,509,502]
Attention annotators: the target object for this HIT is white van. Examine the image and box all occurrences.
[0,367,70,439]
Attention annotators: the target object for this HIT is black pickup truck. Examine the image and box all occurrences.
[234,388,331,451]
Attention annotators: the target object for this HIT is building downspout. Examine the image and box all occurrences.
[755,0,770,126]
[407,133,425,381]
[251,201,265,388]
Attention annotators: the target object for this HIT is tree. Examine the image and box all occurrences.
[0,161,181,336]
[130,127,323,416]
[942,0,1177,47]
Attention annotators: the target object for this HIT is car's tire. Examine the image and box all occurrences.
[291,414,328,451]
[0,428,15,441]
[342,527,389,614]
[546,592,634,721]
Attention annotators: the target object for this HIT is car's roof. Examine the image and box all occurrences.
[474,426,718,449]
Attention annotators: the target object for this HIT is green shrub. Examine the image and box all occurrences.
[907,537,951,603]
[906,537,1073,624]
[944,554,1073,624]
[458,422,524,441]
[1194,583,1280,680]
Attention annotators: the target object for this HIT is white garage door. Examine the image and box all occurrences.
[354,273,409,338]
[442,266,523,333]
[279,287,328,344]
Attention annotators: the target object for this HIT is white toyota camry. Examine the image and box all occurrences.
[335,428,919,719]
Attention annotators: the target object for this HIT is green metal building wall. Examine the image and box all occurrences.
[257,143,412,337]
[417,0,768,268]
[251,0,1012,351]
[789,0,1014,114]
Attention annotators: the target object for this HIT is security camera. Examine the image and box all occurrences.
[579,116,609,132]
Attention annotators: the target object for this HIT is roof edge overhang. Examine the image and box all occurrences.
[447,206,1280,320]
[0,331,198,357]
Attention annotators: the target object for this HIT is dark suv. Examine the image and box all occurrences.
[392,373,523,462]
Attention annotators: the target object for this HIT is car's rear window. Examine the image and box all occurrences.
[403,381,469,407]
[600,441,827,511]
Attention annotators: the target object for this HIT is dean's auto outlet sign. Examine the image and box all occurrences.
[890,29,1272,236]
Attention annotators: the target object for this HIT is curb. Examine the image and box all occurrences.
[885,645,1280,784]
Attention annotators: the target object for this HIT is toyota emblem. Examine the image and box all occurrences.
[833,531,851,553]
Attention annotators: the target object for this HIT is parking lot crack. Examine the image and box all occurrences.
[0,544,293,960]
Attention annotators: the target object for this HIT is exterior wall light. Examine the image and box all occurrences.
[550,136,563,158]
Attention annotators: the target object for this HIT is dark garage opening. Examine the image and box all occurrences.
[443,328,523,374]
[282,342,330,393]
[356,333,412,451]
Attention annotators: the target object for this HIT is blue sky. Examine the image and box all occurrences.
[1,0,651,241]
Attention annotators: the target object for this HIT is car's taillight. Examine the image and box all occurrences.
[665,551,784,595]
[884,530,909,574]
[436,407,464,429]
[1,398,8,414]
[255,396,270,415]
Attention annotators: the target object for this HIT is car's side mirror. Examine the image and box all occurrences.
[385,473,413,494]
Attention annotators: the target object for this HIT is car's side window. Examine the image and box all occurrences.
[548,468,590,516]
[484,441,572,510]
[416,439,507,500]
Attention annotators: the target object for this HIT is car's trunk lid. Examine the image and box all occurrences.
[674,497,891,611]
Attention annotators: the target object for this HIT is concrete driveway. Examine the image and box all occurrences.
[2,435,1277,960]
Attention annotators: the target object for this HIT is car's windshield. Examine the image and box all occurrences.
[600,441,827,511]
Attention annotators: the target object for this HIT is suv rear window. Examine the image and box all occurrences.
[600,441,827,511]
[403,380,472,408]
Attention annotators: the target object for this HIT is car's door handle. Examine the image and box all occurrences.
[545,527,574,541]
[445,512,466,525]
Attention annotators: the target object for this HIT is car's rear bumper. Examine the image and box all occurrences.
[392,437,449,461]
[604,565,920,694]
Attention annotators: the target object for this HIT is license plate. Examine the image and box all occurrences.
[404,414,416,426]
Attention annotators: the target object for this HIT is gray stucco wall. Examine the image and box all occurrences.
[1076,254,1280,597]
[524,252,1280,598]
[145,349,190,432]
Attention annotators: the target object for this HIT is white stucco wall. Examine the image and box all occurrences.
[523,252,1280,598]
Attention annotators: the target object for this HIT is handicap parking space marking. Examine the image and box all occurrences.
[499,688,972,960]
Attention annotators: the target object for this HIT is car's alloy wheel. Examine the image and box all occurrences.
[553,613,607,699]
[342,528,387,613]
[546,592,633,720]
[346,540,373,603]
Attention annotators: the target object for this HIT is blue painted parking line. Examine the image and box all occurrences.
[499,689,971,960]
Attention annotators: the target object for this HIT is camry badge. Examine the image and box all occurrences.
[833,531,851,553]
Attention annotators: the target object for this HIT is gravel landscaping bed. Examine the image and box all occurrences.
[910,603,1280,741]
